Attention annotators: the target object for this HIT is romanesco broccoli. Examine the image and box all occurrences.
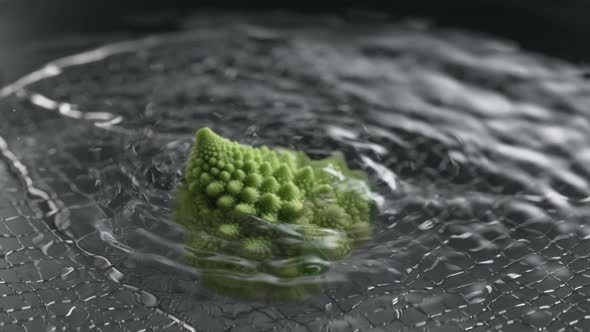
[175,127,373,300]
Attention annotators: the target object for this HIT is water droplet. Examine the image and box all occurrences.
[93,256,111,269]
[106,268,123,282]
[138,290,158,307]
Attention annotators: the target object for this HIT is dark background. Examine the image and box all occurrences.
[1,0,589,83]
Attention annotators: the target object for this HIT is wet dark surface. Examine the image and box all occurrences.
[2,1,590,85]
[2,10,590,332]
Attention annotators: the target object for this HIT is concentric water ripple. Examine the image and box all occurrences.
[1,14,590,331]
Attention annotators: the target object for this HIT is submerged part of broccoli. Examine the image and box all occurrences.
[175,127,373,301]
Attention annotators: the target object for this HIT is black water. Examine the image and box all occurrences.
[1,12,590,332]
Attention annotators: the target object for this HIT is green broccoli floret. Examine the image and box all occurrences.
[175,127,373,301]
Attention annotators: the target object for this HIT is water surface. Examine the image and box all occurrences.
[1,14,590,331]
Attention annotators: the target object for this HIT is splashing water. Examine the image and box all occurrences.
[1,14,590,331]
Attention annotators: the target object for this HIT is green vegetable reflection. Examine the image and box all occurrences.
[174,128,373,300]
